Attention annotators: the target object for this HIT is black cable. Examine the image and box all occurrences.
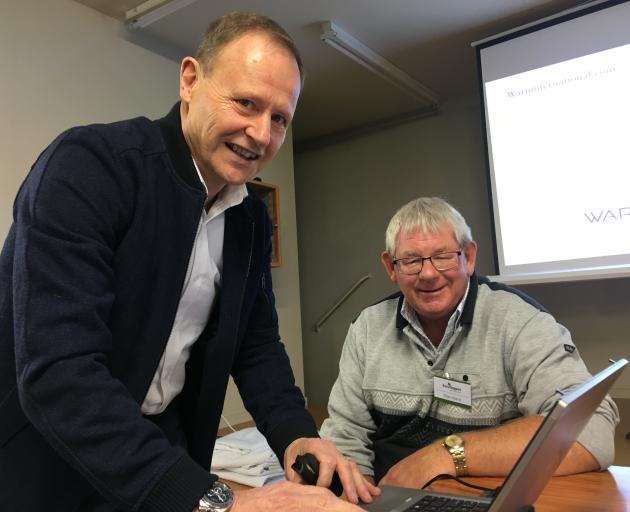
[422,473,497,493]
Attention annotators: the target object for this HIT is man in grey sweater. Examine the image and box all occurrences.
[320,197,619,488]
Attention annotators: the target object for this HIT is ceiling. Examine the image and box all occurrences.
[76,0,590,150]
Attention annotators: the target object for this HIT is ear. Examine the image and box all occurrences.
[381,251,398,283]
[180,56,201,103]
[463,240,478,276]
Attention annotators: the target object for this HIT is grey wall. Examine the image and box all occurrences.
[294,96,630,406]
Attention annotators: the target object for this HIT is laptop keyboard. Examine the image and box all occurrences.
[405,495,490,511]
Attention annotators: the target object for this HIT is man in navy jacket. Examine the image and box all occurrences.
[0,12,376,512]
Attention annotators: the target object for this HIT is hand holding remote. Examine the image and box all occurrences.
[292,452,344,496]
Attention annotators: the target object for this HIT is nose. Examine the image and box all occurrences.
[246,114,271,148]
[417,259,439,279]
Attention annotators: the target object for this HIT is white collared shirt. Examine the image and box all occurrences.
[141,162,247,415]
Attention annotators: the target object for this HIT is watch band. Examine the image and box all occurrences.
[443,434,467,476]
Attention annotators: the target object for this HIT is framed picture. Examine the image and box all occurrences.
[248,179,281,267]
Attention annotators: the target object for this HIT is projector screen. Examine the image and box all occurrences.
[474,0,630,284]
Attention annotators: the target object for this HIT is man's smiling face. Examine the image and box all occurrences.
[383,226,477,328]
[179,30,301,198]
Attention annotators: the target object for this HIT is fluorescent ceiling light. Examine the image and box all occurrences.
[126,0,199,29]
[321,21,440,107]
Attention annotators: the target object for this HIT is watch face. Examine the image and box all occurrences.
[204,482,234,507]
[445,434,464,448]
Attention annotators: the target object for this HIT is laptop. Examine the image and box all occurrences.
[362,358,627,512]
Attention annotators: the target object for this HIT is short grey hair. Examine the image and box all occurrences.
[385,197,473,256]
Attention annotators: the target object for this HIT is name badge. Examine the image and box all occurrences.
[434,376,472,408]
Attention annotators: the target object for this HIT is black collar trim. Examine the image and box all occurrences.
[156,103,204,192]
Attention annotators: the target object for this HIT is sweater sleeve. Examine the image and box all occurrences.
[319,315,378,476]
[13,129,214,512]
[507,310,619,469]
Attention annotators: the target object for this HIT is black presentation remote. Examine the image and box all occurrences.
[291,452,344,496]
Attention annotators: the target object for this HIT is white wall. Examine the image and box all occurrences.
[294,96,630,405]
[1,0,305,427]
[0,0,180,241]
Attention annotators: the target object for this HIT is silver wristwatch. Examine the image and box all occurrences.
[198,481,234,512]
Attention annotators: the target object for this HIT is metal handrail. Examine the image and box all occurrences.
[314,274,372,332]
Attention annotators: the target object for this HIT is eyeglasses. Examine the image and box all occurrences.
[393,251,462,275]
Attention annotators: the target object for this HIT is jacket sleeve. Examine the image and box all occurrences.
[12,128,213,512]
[506,309,620,469]
[230,205,318,465]
[319,314,378,476]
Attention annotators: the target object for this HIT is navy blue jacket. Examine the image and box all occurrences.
[0,104,317,511]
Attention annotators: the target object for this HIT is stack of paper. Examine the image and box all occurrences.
[211,427,286,487]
